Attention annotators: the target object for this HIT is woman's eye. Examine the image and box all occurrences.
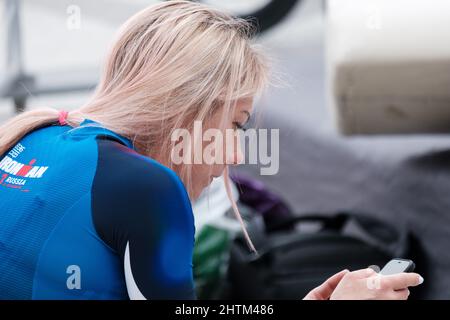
[233,122,247,131]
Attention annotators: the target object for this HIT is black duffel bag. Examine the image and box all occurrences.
[227,212,414,299]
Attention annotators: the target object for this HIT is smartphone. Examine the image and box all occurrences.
[379,258,415,275]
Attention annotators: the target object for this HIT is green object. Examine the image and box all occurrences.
[193,224,233,299]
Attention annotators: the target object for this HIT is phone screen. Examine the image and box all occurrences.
[379,259,415,275]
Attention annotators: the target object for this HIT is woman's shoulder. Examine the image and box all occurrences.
[94,137,186,195]
[92,137,193,221]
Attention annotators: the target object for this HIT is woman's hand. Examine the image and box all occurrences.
[330,268,423,300]
[304,268,424,300]
[303,269,350,300]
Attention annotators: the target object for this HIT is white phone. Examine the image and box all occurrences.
[379,258,415,275]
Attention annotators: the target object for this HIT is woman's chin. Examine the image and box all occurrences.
[193,178,214,200]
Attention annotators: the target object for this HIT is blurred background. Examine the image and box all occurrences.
[2,0,450,299]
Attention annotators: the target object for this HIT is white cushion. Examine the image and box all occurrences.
[327,0,450,134]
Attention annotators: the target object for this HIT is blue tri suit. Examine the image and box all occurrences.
[0,119,196,299]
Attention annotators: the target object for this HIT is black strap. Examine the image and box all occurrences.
[263,211,409,257]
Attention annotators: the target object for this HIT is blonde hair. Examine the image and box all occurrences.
[0,1,270,252]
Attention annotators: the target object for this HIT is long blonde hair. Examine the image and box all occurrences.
[0,1,270,252]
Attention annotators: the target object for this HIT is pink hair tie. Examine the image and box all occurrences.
[58,110,69,126]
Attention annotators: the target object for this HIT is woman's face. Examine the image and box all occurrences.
[190,98,254,199]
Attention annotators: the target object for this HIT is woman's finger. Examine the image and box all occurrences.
[348,268,377,279]
[304,269,349,300]
[383,273,423,290]
[388,288,410,300]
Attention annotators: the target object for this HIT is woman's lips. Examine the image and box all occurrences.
[208,175,219,184]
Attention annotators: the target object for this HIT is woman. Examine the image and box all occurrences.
[0,1,422,300]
